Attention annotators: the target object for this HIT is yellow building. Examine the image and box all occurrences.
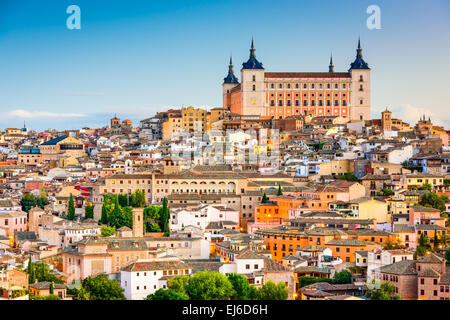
[58,155,80,167]
[162,111,182,141]
[405,173,443,190]
[207,107,226,132]
[182,106,207,134]
[349,198,390,223]
[39,136,86,162]
[319,160,354,177]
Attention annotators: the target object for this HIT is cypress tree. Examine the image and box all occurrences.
[277,184,283,196]
[100,204,108,225]
[85,203,94,220]
[434,232,440,251]
[49,281,54,295]
[262,193,268,203]
[67,193,76,220]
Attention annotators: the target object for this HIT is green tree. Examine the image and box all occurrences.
[145,289,188,300]
[433,232,440,251]
[298,276,330,288]
[383,239,405,250]
[445,248,450,266]
[338,173,359,182]
[261,193,268,204]
[84,203,94,219]
[277,184,283,196]
[25,261,64,284]
[418,232,430,248]
[167,275,189,299]
[228,273,252,300]
[27,256,35,284]
[419,183,432,191]
[419,192,448,212]
[118,194,128,207]
[37,191,50,209]
[131,189,146,208]
[160,197,170,236]
[100,203,109,225]
[185,271,235,300]
[257,280,289,300]
[145,222,162,233]
[332,270,352,284]
[366,282,401,300]
[378,188,394,197]
[143,206,161,220]
[67,193,76,220]
[100,226,116,237]
[77,274,125,300]
[49,281,54,295]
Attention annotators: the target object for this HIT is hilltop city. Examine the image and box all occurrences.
[0,39,449,301]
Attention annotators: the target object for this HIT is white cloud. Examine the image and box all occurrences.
[8,109,86,118]
[383,104,447,127]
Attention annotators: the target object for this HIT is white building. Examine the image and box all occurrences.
[120,258,192,300]
[367,248,414,279]
[170,204,239,232]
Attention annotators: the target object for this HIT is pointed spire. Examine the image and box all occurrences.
[223,54,239,84]
[228,54,235,75]
[250,37,256,58]
[329,53,334,73]
[356,37,363,59]
[349,37,369,70]
[242,37,264,70]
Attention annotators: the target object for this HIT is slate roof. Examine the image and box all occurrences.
[15,232,37,241]
[41,136,68,146]
[394,224,415,233]
[419,253,444,264]
[411,205,441,213]
[263,257,291,272]
[29,281,66,290]
[379,260,417,275]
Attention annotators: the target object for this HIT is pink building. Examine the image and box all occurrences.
[0,211,27,236]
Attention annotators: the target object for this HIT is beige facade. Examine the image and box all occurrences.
[181,106,207,133]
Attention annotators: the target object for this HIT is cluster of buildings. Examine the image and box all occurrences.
[0,39,449,300]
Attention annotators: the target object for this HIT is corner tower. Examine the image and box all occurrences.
[349,38,371,121]
[222,55,239,111]
[240,38,265,116]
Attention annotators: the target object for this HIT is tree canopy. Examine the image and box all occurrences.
[419,192,449,212]
[25,259,64,285]
[185,271,235,300]
[332,270,352,284]
[157,271,289,300]
[257,280,289,300]
[20,191,49,213]
[76,274,125,300]
[145,289,188,300]
[366,282,401,300]
[100,225,116,237]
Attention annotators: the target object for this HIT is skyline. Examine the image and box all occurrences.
[1,0,450,130]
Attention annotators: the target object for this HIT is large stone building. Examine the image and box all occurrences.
[222,39,371,121]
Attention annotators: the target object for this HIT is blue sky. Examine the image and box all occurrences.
[0,0,449,131]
